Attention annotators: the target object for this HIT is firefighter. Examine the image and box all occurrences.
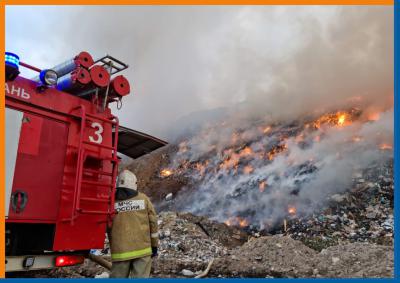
[109,169,159,278]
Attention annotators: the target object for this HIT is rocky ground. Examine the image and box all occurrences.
[13,210,393,278]
[211,236,393,278]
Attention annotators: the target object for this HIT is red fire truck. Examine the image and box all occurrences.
[5,51,167,272]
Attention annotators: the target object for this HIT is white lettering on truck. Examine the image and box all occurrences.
[89,122,103,144]
[5,83,31,100]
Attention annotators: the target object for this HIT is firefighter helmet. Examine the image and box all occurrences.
[117,170,138,191]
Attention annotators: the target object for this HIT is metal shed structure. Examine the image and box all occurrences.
[115,126,168,159]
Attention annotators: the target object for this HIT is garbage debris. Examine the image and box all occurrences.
[181,269,194,277]
[165,193,173,201]
[12,209,393,278]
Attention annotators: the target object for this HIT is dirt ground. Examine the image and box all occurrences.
[10,211,393,279]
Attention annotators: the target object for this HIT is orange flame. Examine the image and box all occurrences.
[337,114,346,126]
[267,144,287,161]
[224,217,249,228]
[239,218,249,227]
[380,143,393,150]
[288,206,296,215]
[240,146,253,156]
[219,154,240,171]
[312,111,352,129]
[160,169,173,177]
[224,219,233,226]
[220,147,255,171]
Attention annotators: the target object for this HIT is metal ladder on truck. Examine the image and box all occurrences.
[68,105,119,225]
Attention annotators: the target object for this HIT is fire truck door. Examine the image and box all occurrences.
[8,112,68,221]
[5,108,24,218]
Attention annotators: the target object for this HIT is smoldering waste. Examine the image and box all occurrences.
[155,109,393,230]
[134,108,393,237]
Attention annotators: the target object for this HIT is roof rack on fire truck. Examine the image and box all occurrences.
[93,54,129,75]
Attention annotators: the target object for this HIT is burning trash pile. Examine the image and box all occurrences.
[152,107,393,235]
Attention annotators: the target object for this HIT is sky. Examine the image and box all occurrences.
[5,6,393,141]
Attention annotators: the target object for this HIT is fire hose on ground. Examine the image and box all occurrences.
[87,253,112,270]
[87,253,214,278]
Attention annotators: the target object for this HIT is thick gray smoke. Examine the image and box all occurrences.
[170,109,393,229]
[6,6,393,226]
[6,6,393,140]
[223,7,394,124]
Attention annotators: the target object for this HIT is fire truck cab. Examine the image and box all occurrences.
[5,52,166,272]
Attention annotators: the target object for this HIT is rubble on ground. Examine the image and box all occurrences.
[211,235,318,278]
[314,242,393,278]
[152,211,246,277]
[282,161,394,251]
[210,236,393,278]
[14,210,392,278]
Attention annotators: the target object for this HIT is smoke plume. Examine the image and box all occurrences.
[6,6,393,139]
[6,6,393,226]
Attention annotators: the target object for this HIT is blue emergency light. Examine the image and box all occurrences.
[5,52,20,81]
[5,52,20,67]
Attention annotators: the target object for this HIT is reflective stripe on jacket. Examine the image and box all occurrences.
[110,192,159,262]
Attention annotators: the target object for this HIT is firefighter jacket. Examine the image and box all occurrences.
[110,192,159,262]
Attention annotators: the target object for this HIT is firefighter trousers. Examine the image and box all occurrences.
[110,256,152,278]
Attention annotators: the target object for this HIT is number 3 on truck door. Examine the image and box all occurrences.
[89,122,103,144]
